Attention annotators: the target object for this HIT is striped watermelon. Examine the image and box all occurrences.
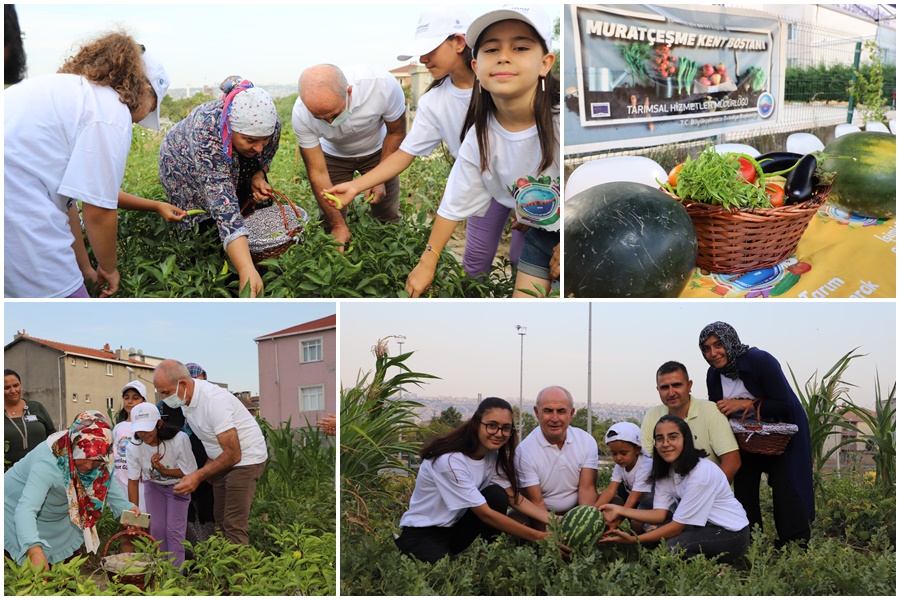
[559,505,605,550]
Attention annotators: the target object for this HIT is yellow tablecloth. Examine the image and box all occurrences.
[679,204,896,298]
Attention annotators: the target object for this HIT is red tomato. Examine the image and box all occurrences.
[516,177,530,189]
[766,183,785,208]
[667,164,684,187]
[737,158,757,184]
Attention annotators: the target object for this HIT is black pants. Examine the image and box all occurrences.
[733,450,810,545]
[667,524,750,562]
[394,484,509,563]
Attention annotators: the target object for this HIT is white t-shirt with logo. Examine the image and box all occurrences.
[399,451,510,528]
[183,379,267,466]
[437,111,560,231]
[515,426,598,513]
[653,457,749,531]
[292,64,406,158]
[400,81,471,160]
[4,74,133,298]
[112,421,145,510]
[126,431,198,486]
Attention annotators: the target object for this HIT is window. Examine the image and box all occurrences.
[787,23,799,42]
[301,338,323,363]
[105,364,113,376]
[299,385,325,412]
[86,394,91,403]
[106,397,115,412]
[72,393,78,402]
[83,359,88,368]
[69,357,76,366]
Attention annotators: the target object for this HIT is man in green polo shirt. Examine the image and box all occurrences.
[641,361,741,482]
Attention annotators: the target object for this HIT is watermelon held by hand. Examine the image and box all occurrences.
[822,131,896,219]
[565,182,697,297]
[559,505,606,551]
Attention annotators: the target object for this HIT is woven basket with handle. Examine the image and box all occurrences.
[101,528,156,591]
[729,400,799,456]
[675,185,830,274]
[245,190,309,264]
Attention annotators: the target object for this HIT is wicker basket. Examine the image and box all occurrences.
[101,528,156,592]
[676,185,830,274]
[729,401,798,456]
[245,190,308,264]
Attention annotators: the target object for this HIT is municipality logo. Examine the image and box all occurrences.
[757,92,774,118]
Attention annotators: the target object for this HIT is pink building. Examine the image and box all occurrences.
[255,315,336,429]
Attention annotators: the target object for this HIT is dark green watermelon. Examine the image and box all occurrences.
[559,505,605,551]
[822,132,895,219]
[565,182,697,297]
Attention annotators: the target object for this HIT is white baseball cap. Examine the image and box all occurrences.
[130,402,161,434]
[466,4,553,52]
[605,422,642,447]
[397,7,471,61]
[122,380,147,400]
[138,50,170,131]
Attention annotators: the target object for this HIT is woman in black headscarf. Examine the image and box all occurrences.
[698,321,814,548]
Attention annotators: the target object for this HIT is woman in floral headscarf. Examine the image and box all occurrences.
[159,76,281,298]
[4,410,140,569]
[698,321,814,549]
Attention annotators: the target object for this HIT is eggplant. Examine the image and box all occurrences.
[784,153,818,205]
[755,152,803,174]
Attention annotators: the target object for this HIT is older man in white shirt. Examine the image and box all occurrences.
[292,63,407,252]
[154,359,267,545]
[513,386,599,529]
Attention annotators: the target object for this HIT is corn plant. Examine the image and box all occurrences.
[340,340,435,530]
[258,416,335,498]
[844,372,896,494]
[789,348,866,485]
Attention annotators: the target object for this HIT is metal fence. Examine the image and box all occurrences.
[565,8,896,172]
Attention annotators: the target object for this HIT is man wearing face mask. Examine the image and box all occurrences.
[153,359,266,545]
[292,64,407,253]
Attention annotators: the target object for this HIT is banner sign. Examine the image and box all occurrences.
[564,4,783,154]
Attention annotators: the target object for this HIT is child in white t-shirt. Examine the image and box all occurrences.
[128,403,198,566]
[324,8,527,279]
[594,422,654,532]
[3,32,167,298]
[404,6,561,298]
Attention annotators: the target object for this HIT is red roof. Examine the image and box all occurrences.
[9,334,154,366]
[255,314,336,340]
[390,64,419,75]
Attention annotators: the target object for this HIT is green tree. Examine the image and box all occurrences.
[849,40,889,125]
[512,405,538,438]
[437,406,463,428]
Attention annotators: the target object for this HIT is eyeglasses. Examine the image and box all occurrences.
[654,433,683,446]
[481,422,514,437]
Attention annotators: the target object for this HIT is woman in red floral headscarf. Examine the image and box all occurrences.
[4,410,140,569]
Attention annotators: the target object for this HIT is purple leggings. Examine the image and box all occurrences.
[66,284,90,298]
[462,198,525,278]
[143,481,190,566]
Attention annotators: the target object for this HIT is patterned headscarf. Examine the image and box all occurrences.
[219,75,278,163]
[699,321,752,380]
[47,410,114,554]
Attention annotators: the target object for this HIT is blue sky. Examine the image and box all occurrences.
[341,300,897,411]
[4,301,335,395]
[14,3,559,89]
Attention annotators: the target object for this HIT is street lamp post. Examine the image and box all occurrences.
[516,325,527,433]
[392,335,407,399]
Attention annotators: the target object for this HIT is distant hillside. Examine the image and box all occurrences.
[404,393,653,424]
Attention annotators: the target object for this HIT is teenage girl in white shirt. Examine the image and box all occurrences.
[599,414,750,562]
[395,397,567,563]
